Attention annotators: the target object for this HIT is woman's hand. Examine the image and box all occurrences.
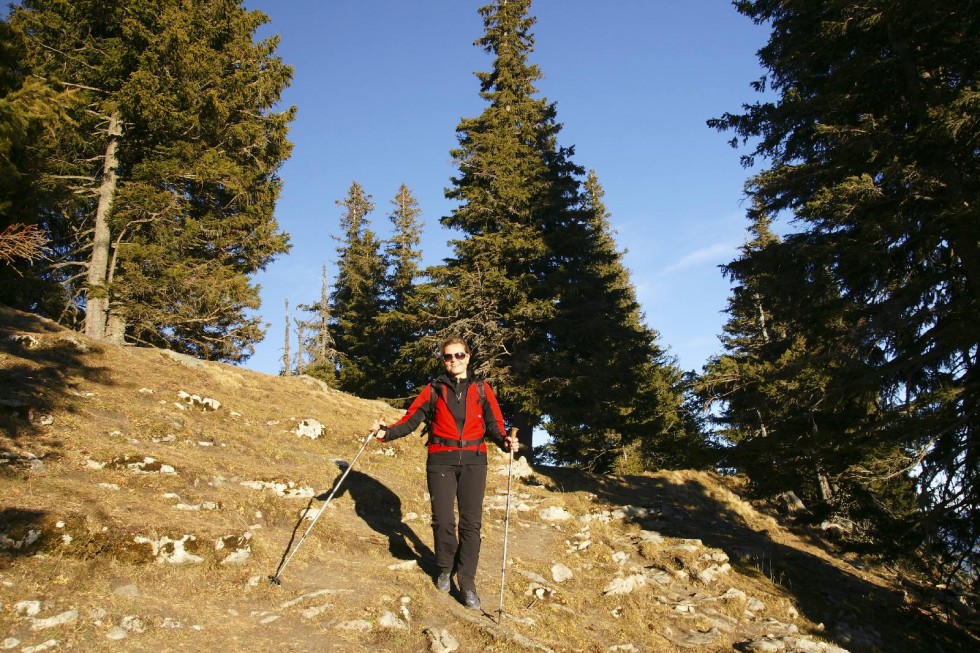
[370,421,386,441]
[504,433,519,453]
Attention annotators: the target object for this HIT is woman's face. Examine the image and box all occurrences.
[442,343,469,379]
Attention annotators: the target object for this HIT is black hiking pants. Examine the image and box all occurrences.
[426,455,487,592]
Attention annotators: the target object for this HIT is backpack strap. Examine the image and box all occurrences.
[426,379,484,418]
[424,379,489,449]
[421,382,443,441]
[428,382,442,415]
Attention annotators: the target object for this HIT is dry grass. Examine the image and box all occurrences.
[1,304,977,652]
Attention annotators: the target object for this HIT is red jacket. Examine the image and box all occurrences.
[382,377,507,455]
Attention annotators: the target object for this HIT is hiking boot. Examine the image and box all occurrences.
[435,571,451,593]
[462,589,481,610]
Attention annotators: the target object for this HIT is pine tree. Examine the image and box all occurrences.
[696,209,783,470]
[379,184,429,401]
[439,1,699,464]
[0,18,75,308]
[330,182,387,397]
[544,171,706,472]
[437,0,588,456]
[698,210,898,517]
[7,0,293,361]
[710,0,978,584]
[296,264,337,384]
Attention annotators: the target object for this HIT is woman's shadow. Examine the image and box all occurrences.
[322,461,436,575]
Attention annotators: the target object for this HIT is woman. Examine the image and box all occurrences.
[371,337,518,610]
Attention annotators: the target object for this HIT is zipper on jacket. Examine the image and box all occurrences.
[458,383,464,463]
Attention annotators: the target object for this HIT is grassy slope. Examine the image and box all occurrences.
[1,305,975,652]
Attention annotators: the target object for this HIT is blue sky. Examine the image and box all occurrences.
[241,1,771,377]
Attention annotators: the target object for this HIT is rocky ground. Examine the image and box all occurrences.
[1,305,976,652]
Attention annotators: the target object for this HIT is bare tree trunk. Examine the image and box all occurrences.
[316,263,333,367]
[104,313,126,344]
[295,320,305,376]
[818,471,834,503]
[84,112,122,340]
[753,292,770,343]
[282,299,291,375]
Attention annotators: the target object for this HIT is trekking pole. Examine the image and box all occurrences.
[269,429,376,585]
[497,427,518,623]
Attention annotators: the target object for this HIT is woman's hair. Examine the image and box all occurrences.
[439,337,470,356]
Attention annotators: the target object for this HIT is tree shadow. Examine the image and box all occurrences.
[0,508,48,563]
[532,465,977,653]
[325,463,436,575]
[1,305,116,449]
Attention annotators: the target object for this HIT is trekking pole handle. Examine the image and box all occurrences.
[506,426,519,455]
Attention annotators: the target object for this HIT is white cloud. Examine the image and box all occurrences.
[658,242,737,276]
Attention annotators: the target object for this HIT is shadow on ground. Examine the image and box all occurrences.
[533,465,977,653]
[0,508,48,562]
[327,466,435,574]
[0,305,115,447]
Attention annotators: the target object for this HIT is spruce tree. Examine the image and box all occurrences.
[330,182,388,397]
[0,18,75,310]
[544,171,706,472]
[438,0,587,456]
[379,184,429,401]
[710,0,978,583]
[438,0,700,465]
[296,264,337,384]
[7,0,293,361]
[439,0,699,464]
[697,209,911,535]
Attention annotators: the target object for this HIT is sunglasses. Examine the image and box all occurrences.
[442,352,467,362]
